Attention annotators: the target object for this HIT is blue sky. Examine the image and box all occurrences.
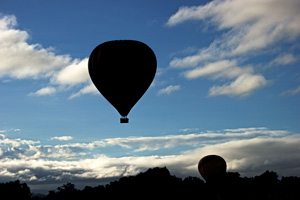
[1,0,300,193]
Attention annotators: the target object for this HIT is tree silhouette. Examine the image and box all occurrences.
[1,167,300,200]
[0,180,31,200]
[45,183,79,200]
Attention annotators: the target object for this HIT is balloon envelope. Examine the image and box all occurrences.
[198,155,227,182]
[88,40,157,122]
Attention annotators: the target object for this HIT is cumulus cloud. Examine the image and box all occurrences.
[208,74,268,97]
[167,0,300,49]
[0,134,39,148]
[167,0,300,97]
[50,136,73,141]
[170,48,213,68]
[68,83,98,99]
[185,135,300,177]
[0,15,71,79]
[1,127,300,192]
[183,60,268,96]
[184,60,253,80]
[50,58,89,86]
[29,86,57,96]
[158,85,181,95]
[0,15,94,98]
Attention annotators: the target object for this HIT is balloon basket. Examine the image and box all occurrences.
[120,117,129,123]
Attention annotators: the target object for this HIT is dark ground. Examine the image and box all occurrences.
[1,167,300,200]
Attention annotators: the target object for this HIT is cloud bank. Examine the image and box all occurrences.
[1,127,299,193]
[167,0,300,97]
[0,15,97,98]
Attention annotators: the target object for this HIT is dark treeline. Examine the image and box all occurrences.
[1,167,300,200]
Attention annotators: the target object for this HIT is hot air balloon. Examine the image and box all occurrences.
[198,155,227,182]
[88,40,157,123]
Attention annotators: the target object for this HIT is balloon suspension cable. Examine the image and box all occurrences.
[120,116,129,123]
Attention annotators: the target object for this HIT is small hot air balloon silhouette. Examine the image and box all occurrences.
[198,155,227,182]
[88,40,157,123]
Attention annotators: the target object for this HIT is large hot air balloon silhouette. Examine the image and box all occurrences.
[198,155,227,182]
[88,40,157,123]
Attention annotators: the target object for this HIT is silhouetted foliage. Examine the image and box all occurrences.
[1,167,300,200]
[45,183,80,200]
[0,180,31,200]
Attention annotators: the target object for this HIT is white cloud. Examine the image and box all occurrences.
[68,83,98,99]
[166,2,215,27]
[208,74,268,97]
[0,129,21,134]
[183,60,267,97]
[29,86,56,96]
[179,128,199,132]
[167,0,300,56]
[0,134,39,147]
[271,53,298,66]
[170,48,213,68]
[0,15,17,29]
[158,85,181,95]
[167,0,300,97]
[0,15,71,79]
[2,127,291,160]
[1,127,300,192]
[185,135,300,177]
[184,60,233,79]
[0,15,95,98]
[281,85,300,96]
[184,60,251,79]
[50,136,73,141]
[167,0,300,51]
[51,58,89,86]
[100,127,291,151]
